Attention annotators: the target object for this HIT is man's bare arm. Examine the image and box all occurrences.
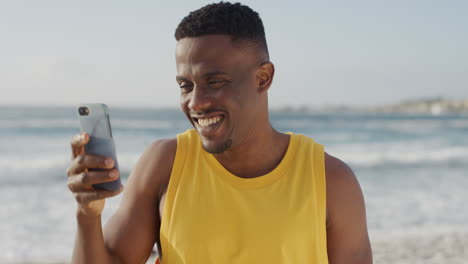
[67,133,175,264]
[67,133,124,264]
[325,153,373,264]
[103,139,175,264]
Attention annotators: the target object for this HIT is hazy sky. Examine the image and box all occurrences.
[1,0,467,108]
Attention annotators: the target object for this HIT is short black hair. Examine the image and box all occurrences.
[175,2,269,57]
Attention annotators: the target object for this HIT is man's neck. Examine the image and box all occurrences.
[213,126,290,179]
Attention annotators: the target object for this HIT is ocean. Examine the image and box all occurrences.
[1,106,467,262]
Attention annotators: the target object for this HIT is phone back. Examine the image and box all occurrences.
[77,103,121,191]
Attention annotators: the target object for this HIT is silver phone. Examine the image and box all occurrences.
[77,103,121,191]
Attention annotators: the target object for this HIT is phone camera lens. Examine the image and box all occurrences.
[79,107,89,116]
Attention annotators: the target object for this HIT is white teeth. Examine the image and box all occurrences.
[197,116,222,128]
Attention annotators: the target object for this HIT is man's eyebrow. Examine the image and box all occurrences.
[202,71,228,78]
[176,71,228,82]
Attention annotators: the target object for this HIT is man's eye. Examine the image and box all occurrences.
[179,82,193,91]
[208,80,227,88]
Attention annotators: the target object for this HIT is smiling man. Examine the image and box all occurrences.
[67,2,372,264]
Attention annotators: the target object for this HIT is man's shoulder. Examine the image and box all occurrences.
[125,137,177,197]
[324,152,356,184]
[323,152,366,224]
[146,137,178,157]
[322,154,372,263]
[139,137,177,178]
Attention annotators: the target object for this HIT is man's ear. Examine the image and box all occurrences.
[256,61,275,93]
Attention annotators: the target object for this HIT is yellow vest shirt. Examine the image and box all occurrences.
[160,129,328,264]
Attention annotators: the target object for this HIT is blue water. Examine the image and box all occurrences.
[1,106,467,261]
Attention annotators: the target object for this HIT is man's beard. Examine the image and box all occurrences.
[202,138,232,154]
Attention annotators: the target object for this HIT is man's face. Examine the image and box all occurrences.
[175,35,261,154]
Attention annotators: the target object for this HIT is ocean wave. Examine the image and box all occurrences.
[112,119,176,130]
[0,119,77,129]
[0,118,181,131]
[274,116,468,136]
[326,144,468,168]
[0,153,141,185]
[2,143,466,184]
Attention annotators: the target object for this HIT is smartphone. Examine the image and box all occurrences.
[77,103,121,191]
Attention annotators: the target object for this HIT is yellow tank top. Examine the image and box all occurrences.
[160,129,328,264]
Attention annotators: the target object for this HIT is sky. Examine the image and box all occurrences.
[1,0,467,108]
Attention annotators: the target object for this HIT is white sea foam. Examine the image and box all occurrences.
[327,143,468,167]
[366,181,468,241]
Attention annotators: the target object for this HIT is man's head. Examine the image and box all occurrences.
[174,2,275,154]
[175,2,269,61]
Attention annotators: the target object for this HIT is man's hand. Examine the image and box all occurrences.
[67,132,123,217]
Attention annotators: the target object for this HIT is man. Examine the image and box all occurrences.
[67,2,372,264]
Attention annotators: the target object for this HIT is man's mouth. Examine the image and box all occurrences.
[194,115,224,128]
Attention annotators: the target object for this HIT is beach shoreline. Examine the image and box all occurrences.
[3,232,467,264]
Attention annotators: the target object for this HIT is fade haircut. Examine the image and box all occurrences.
[175,2,269,59]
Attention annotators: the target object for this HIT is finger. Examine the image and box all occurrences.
[70,132,89,159]
[67,170,119,192]
[68,154,115,175]
[73,186,124,204]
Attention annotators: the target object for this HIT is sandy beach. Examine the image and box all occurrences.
[372,232,468,264]
[2,232,467,264]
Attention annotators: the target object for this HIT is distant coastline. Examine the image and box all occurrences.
[273,97,468,115]
[1,97,468,115]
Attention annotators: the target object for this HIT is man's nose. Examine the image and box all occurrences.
[188,86,211,112]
